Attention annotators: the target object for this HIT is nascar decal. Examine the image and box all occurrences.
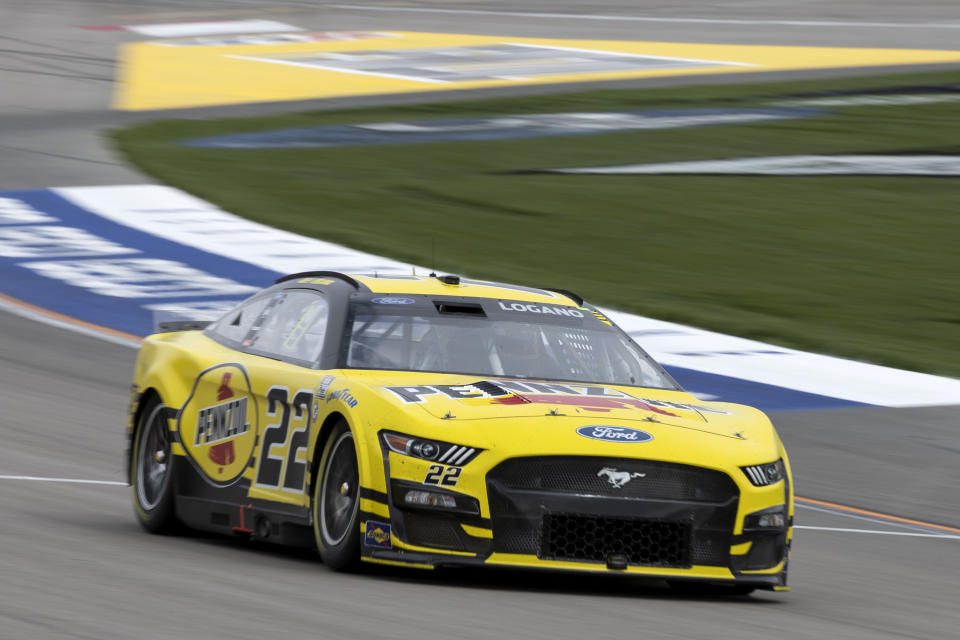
[177,363,258,486]
[364,520,392,548]
[385,380,731,415]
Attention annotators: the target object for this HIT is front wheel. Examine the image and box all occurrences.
[131,395,180,533]
[313,421,361,571]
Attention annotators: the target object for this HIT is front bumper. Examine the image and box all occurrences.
[364,452,791,590]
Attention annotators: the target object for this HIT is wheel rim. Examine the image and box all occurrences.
[320,432,359,546]
[136,404,171,511]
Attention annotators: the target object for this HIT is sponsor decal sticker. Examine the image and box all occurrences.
[380,380,724,416]
[178,363,258,486]
[327,388,359,408]
[313,375,335,419]
[371,297,415,305]
[364,520,392,548]
[577,425,654,443]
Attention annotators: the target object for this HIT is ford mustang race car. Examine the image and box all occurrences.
[127,271,792,593]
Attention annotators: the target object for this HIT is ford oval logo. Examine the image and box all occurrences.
[576,425,654,443]
[371,297,415,305]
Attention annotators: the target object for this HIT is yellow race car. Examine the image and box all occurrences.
[127,271,792,593]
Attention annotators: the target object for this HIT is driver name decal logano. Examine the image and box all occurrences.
[497,301,584,317]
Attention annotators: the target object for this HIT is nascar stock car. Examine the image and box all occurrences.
[127,271,792,593]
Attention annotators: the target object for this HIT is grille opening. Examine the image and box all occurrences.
[541,513,692,568]
[489,456,738,502]
[403,512,467,550]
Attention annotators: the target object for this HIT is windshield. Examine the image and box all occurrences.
[345,305,677,390]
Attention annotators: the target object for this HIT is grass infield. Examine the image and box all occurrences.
[114,70,960,378]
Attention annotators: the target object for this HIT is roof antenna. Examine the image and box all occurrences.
[429,237,437,278]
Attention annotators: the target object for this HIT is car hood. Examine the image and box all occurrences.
[354,372,767,442]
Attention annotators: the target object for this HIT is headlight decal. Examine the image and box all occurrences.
[437,445,477,465]
[381,430,481,465]
[741,459,785,486]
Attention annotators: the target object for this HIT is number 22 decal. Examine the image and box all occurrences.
[424,465,462,487]
[255,386,312,492]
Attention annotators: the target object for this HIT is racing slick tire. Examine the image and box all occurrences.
[131,395,181,534]
[313,420,362,571]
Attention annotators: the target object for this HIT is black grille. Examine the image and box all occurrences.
[404,513,464,550]
[489,456,737,502]
[542,513,691,567]
[487,456,739,567]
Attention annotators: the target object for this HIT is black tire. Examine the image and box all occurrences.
[130,395,180,534]
[313,420,361,571]
[667,580,755,597]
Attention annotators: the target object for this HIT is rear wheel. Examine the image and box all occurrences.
[131,396,180,533]
[313,421,361,571]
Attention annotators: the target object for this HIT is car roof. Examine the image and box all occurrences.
[276,271,582,306]
[354,274,578,305]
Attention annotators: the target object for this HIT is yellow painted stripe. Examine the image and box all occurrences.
[391,538,476,557]
[729,541,752,556]
[361,556,434,570]
[171,442,185,456]
[737,559,786,575]
[486,553,735,577]
[116,31,960,111]
[360,497,390,518]
[460,524,493,538]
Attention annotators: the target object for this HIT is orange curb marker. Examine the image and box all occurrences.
[796,496,960,535]
[0,291,143,344]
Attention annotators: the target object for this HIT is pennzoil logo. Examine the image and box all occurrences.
[178,363,258,487]
[364,520,392,548]
[195,372,250,468]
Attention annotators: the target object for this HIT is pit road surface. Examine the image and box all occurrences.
[1,2,959,638]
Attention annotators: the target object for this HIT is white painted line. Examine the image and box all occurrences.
[505,42,755,68]
[795,501,939,533]
[328,5,960,30]
[125,20,303,38]
[225,55,449,84]
[0,475,127,486]
[795,525,960,539]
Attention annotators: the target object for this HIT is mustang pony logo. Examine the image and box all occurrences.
[597,467,646,488]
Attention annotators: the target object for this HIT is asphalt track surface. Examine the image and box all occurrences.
[1,2,959,639]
